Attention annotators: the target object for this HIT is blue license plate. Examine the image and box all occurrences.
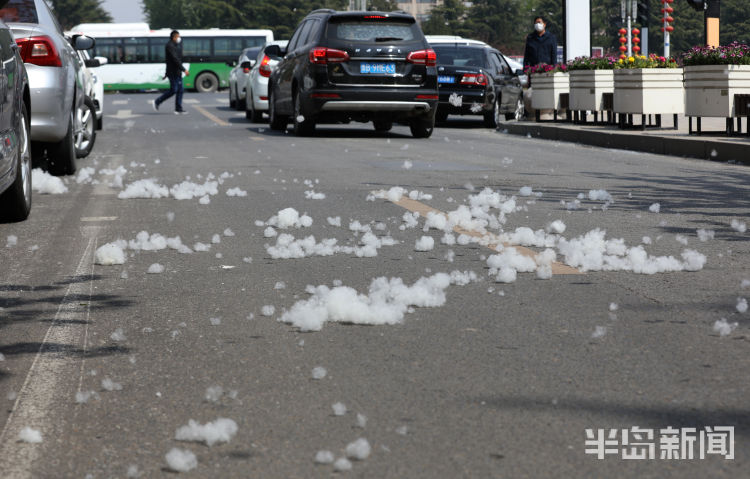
[360,62,396,74]
[438,75,455,84]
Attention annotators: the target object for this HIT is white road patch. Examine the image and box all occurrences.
[93,243,126,265]
[591,326,607,338]
[737,298,748,313]
[147,263,165,274]
[261,305,276,316]
[332,402,347,416]
[118,179,169,199]
[334,457,353,471]
[266,207,313,229]
[311,367,327,379]
[730,219,747,233]
[110,328,126,342]
[414,236,435,251]
[17,427,42,443]
[713,318,737,337]
[175,418,238,446]
[101,378,123,391]
[648,203,661,213]
[345,438,371,460]
[315,450,335,464]
[226,187,248,197]
[305,190,326,200]
[165,448,197,472]
[5,235,17,247]
[31,169,68,194]
[278,271,477,331]
[697,229,715,242]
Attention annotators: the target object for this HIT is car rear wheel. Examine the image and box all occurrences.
[268,88,288,131]
[195,72,219,93]
[409,114,434,139]
[292,90,315,137]
[229,86,236,108]
[0,103,32,222]
[373,120,392,132]
[246,90,264,123]
[48,110,76,176]
[75,97,96,158]
[483,98,499,128]
[237,89,246,111]
[505,96,525,121]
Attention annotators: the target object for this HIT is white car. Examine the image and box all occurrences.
[244,40,288,123]
[228,46,262,110]
[73,48,107,158]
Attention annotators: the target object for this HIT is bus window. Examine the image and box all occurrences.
[123,37,149,63]
[149,37,167,63]
[243,36,266,48]
[183,37,211,61]
[213,37,244,60]
[94,38,123,64]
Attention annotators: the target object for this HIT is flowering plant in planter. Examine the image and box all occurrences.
[567,56,619,71]
[524,63,568,76]
[682,42,750,66]
[616,54,678,69]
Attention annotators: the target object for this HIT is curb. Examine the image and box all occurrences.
[497,121,750,165]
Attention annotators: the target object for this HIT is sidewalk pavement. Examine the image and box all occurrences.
[498,114,750,165]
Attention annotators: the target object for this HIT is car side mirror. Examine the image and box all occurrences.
[73,35,95,51]
[84,58,101,68]
[240,61,253,70]
[264,44,283,59]
[514,69,524,76]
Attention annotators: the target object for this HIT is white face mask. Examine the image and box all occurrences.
[176,37,182,44]
[535,23,545,32]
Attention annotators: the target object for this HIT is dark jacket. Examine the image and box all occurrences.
[523,31,557,69]
[165,40,186,77]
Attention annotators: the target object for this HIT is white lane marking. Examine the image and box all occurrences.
[112,109,142,120]
[183,99,200,104]
[216,98,229,104]
[112,100,129,105]
[0,234,99,478]
[80,216,118,222]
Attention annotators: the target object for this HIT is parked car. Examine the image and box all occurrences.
[245,40,288,122]
[228,46,262,110]
[73,48,105,158]
[267,9,438,138]
[77,48,106,130]
[0,0,95,176]
[0,4,32,222]
[425,36,525,127]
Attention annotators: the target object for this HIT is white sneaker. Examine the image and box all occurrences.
[150,100,159,111]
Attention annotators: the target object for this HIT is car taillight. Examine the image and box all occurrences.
[309,47,349,65]
[259,55,272,77]
[460,73,488,86]
[406,49,437,67]
[416,94,438,100]
[243,67,251,74]
[16,36,62,67]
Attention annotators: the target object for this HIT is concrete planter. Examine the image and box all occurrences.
[531,72,569,110]
[613,68,684,115]
[569,70,615,112]
[684,65,750,117]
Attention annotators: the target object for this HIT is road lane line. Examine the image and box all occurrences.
[194,105,230,126]
[387,196,581,275]
[80,216,118,222]
[0,234,99,478]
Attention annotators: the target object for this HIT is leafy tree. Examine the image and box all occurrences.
[47,0,112,30]
[369,0,399,11]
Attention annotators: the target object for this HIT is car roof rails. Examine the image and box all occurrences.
[310,8,336,14]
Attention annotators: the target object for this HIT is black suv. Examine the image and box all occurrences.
[266,9,438,138]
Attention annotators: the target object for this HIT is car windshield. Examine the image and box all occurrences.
[433,46,488,68]
[0,0,39,23]
[328,20,417,43]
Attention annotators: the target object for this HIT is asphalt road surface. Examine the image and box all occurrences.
[1,92,748,478]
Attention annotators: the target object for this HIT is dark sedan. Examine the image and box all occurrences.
[427,37,524,127]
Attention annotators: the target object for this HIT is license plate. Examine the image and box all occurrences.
[438,75,455,84]
[360,62,396,75]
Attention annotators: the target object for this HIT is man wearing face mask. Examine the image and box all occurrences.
[151,30,190,114]
[523,16,557,70]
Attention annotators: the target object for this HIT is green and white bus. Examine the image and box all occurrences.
[71,23,273,92]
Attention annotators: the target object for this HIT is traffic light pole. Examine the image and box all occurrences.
[705,0,720,47]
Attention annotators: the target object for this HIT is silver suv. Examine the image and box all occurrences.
[0,0,94,175]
